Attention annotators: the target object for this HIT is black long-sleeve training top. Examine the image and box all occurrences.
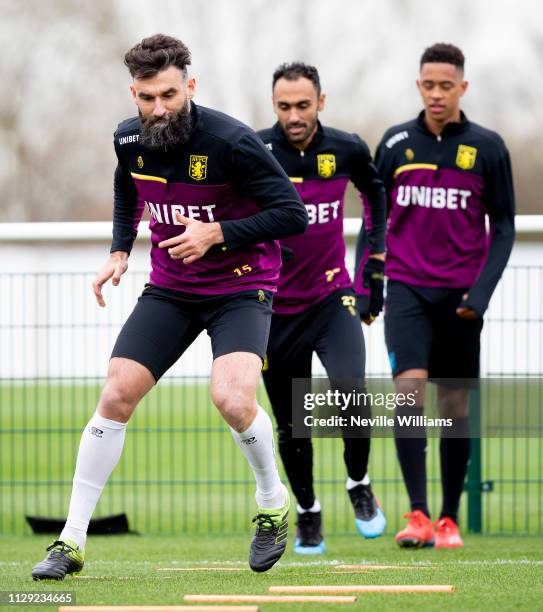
[374,111,515,315]
[257,121,386,314]
[111,102,308,295]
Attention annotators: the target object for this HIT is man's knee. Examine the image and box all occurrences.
[277,423,311,454]
[97,359,154,422]
[395,369,428,397]
[98,381,138,422]
[438,387,469,418]
[212,384,257,431]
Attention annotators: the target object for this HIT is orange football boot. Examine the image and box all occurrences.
[395,510,435,548]
[434,516,464,548]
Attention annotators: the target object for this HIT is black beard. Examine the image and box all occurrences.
[282,116,318,146]
[139,101,192,150]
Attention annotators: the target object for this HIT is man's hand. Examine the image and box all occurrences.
[357,254,385,325]
[92,251,129,307]
[158,212,224,264]
[456,293,480,320]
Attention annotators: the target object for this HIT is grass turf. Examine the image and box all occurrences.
[2,382,542,536]
[2,534,543,611]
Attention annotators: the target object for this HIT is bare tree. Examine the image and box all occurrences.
[1,0,541,221]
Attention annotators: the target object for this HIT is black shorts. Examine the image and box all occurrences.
[111,284,273,381]
[384,280,484,385]
[266,288,365,380]
[263,288,366,428]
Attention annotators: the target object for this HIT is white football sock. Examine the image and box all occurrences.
[297,499,321,514]
[230,405,285,509]
[60,412,127,549]
[346,474,370,490]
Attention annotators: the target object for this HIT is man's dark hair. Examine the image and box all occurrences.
[124,34,191,79]
[420,43,465,71]
[272,62,321,95]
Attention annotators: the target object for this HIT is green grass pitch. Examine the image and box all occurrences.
[1,381,542,536]
[2,533,543,611]
[1,381,543,609]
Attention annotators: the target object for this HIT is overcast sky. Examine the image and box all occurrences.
[1,0,542,220]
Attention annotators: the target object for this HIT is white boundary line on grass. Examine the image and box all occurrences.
[3,558,543,567]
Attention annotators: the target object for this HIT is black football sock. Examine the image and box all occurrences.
[439,416,471,523]
[394,405,430,517]
[277,426,315,510]
[343,437,370,482]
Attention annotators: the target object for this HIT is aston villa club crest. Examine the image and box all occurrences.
[317,154,336,178]
[189,155,208,180]
[456,145,477,170]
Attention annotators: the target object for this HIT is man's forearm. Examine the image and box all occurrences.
[219,204,308,251]
[111,162,141,254]
[366,187,387,254]
[464,218,515,316]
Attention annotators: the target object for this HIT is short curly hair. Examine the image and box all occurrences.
[420,43,465,71]
[272,62,321,95]
[124,34,191,79]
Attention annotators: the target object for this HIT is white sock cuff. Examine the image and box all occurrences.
[346,474,370,490]
[91,412,127,430]
[230,405,269,440]
[297,499,321,513]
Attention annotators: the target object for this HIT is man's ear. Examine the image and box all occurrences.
[186,77,196,99]
[317,92,326,112]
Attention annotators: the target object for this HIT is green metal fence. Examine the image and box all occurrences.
[1,266,542,535]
